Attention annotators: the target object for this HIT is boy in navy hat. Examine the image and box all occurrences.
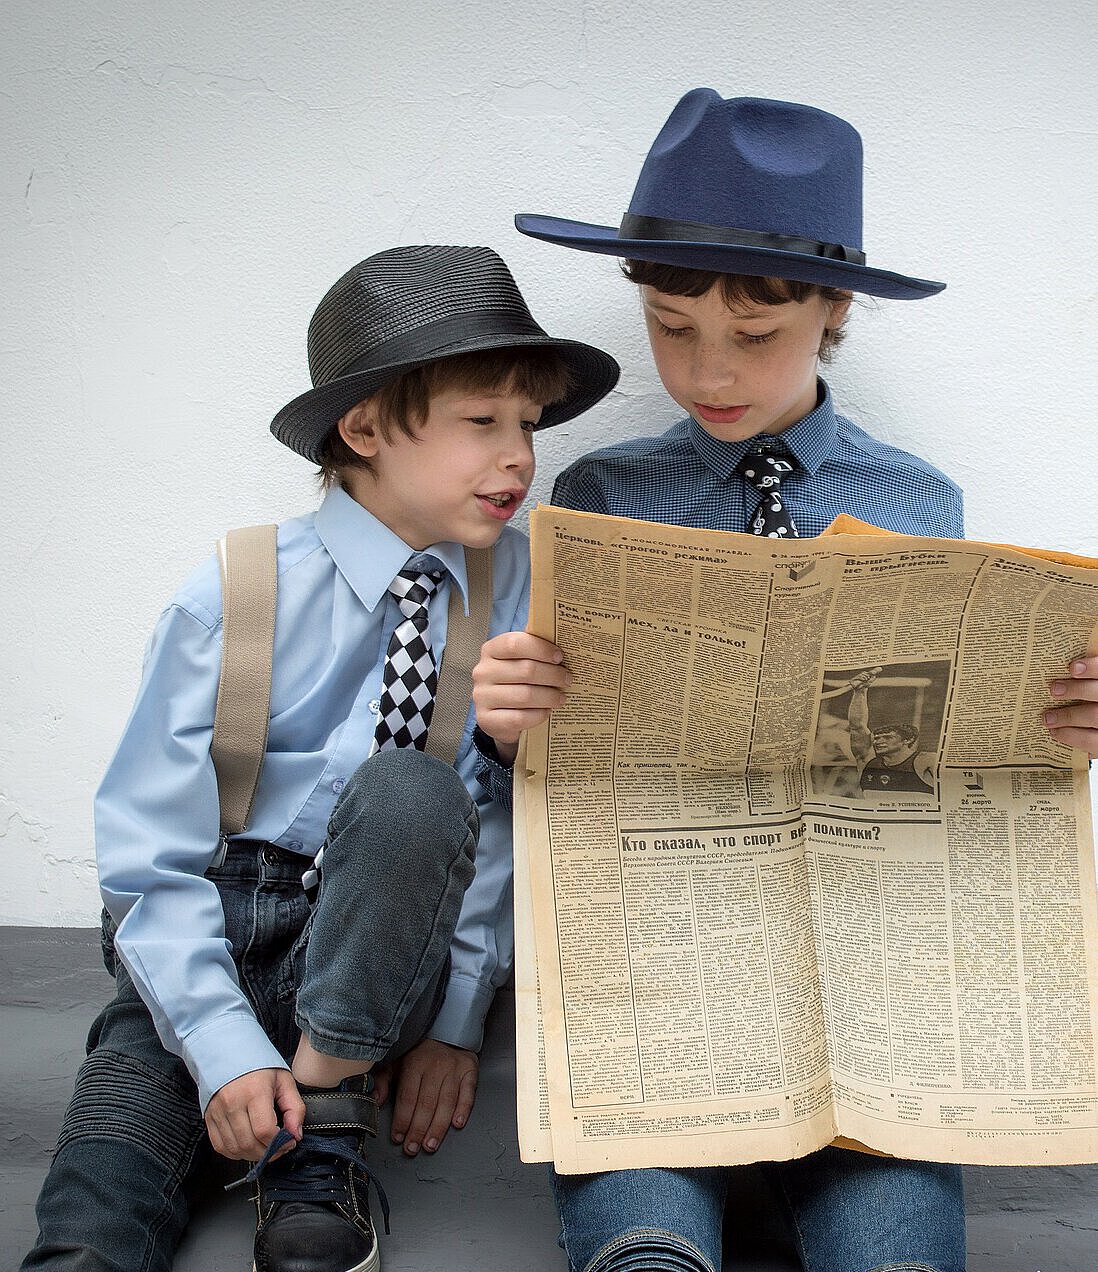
[473,91,1098,1272]
[21,245,618,1272]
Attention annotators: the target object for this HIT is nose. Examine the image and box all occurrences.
[691,339,736,393]
[499,422,535,475]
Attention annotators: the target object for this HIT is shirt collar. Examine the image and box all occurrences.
[686,379,839,480]
[314,485,471,614]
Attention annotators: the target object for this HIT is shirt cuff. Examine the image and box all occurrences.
[473,726,514,813]
[427,973,495,1053]
[182,1012,291,1112]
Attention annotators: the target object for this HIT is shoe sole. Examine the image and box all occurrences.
[254,1241,381,1272]
[253,1252,380,1272]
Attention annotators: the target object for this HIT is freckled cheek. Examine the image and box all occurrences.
[664,349,701,394]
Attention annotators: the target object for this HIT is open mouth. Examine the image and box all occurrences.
[477,490,526,519]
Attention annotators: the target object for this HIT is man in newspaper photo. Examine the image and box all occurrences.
[845,666,937,796]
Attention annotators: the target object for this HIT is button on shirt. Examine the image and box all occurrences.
[96,485,529,1111]
[552,380,964,538]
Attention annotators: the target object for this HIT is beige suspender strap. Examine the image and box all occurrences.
[211,531,493,839]
[211,524,278,837]
[424,545,494,767]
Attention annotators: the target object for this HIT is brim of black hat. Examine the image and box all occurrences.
[271,331,620,464]
[515,214,945,301]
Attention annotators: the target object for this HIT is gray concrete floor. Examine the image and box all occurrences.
[3,928,1096,1270]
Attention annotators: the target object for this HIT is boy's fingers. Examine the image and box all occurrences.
[223,1109,259,1160]
[247,1094,281,1158]
[475,656,572,692]
[273,1070,305,1142]
[403,1075,446,1154]
[206,1068,288,1160]
[478,681,571,711]
[423,1051,478,1148]
[205,1112,228,1157]
[1045,654,1098,758]
[480,631,564,663]
[451,1066,478,1130]
[1046,725,1098,757]
[1049,678,1098,703]
[1045,704,1098,730]
[388,1041,478,1154]
[390,1067,422,1145]
[421,1079,459,1152]
[207,1105,251,1160]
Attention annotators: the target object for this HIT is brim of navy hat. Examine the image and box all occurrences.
[515,214,945,301]
[271,330,620,464]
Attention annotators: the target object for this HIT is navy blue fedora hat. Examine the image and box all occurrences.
[516,90,945,300]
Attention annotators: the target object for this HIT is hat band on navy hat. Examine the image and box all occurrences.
[334,309,548,383]
[618,214,867,265]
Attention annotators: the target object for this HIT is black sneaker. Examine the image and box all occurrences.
[230,1080,390,1272]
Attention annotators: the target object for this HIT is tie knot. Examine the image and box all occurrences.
[736,448,797,494]
[390,569,443,611]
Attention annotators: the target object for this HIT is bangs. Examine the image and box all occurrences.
[421,346,574,409]
[622,259,845,306]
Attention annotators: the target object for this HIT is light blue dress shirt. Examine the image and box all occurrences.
[551,380,964,538]
[96,485,529,1111]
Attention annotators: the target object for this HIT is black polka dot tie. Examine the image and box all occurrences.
[737,448,799,538]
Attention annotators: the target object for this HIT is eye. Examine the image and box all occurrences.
[655,319,692,339]
[521,419,538,433]
[742,331,778,346]
[468,415,495,426]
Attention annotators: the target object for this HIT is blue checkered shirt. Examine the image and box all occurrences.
[551,380,963,538]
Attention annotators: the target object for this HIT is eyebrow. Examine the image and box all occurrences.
[644,297,692,317]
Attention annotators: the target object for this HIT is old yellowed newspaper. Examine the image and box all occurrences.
[516,505,1098,1172]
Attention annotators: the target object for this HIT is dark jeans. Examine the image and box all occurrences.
[22,749,478,1272]
[553,1153,966,1272]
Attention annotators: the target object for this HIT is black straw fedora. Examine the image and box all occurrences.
[271,245,620,462]
[516,90,945,300]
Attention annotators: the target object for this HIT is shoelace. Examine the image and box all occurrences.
[226,1128,391,1234]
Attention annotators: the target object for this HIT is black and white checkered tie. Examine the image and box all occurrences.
[370,568,443,754]
[302,565,444,897]
[737,448,799,538]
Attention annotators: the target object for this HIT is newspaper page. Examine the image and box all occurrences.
[516,505,1098,1173]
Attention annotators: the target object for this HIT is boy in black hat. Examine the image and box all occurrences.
[21,245,618,1272]
[474,91,1098,1272]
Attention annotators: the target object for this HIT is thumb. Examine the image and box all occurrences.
[273,1069,306,1141]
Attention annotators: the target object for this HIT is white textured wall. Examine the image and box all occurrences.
[3,1,1095,924]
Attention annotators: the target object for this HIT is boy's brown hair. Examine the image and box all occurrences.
[622,260,850,360]
[319,345,574,486]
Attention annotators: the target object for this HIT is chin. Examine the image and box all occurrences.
[455,522,506,549]
[693,418,763,444]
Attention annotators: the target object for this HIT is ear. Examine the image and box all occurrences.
[336,397,381,460]
[825,293,853,332]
